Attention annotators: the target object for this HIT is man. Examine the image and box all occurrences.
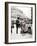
[16,17,19,34]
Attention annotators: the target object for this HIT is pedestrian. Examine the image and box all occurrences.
[16,17,19,34]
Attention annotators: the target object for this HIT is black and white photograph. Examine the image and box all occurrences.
[5,2,36,44]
